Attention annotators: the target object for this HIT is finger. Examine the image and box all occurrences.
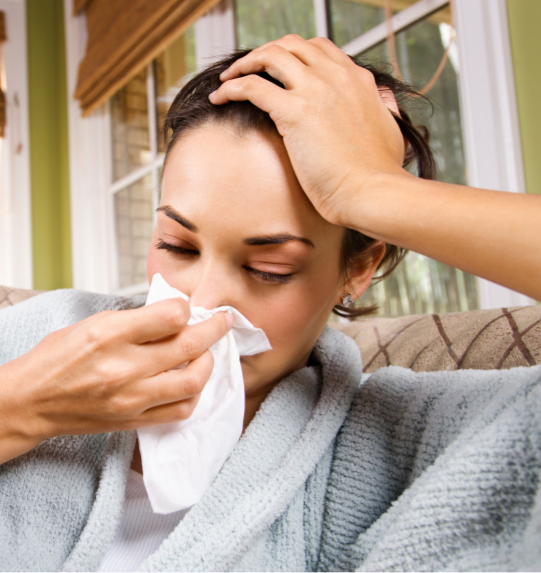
[129,298,191,343]
[143,311,232,371]
[135,350,214,409]
[218,44,308,88]
[248,34,333,68]
[254,34,350,68]
[210,74,294,114]
[307,37,354,65]
[135,394,201,427]
[73,298,191,347]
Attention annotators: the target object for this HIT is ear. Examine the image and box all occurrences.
[378,88,409,159]
[339,242,386,304]
[378,87,400,115]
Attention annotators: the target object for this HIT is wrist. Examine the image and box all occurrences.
[0,359,50,464]
[336,167,414,232]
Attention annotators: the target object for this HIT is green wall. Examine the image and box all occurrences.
[507,0,541,195]
[26,0,72,289]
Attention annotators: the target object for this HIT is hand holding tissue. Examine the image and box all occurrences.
[137,274,272,514]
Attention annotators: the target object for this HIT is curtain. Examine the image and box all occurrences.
[73,0,221,115]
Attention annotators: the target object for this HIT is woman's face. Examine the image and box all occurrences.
[147,123,347,399]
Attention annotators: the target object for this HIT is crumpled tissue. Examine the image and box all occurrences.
[137,273,272,514]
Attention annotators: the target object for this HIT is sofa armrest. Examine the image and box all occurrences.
[332,306,541,372]
[0,286,44,310]
[3,285,540,373]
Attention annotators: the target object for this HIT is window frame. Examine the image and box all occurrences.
[0,0,33,290]
[65,0,533,307]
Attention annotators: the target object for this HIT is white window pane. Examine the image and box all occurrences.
[355,8,478,315]
[361,9,462,184]
[235,0,315,48]
[329,1,453,47]
[362,254,479,316]
[329,0,384,47]
[110,69,151,181]
[114,175,154,289]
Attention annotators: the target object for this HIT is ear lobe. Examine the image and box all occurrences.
[378,88,400,116]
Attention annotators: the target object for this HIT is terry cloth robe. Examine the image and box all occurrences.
[0,289,540,572]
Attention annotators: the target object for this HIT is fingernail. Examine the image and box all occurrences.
[224,312,234,330]
[209,90,216,101]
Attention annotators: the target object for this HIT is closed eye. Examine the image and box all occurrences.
[244,267,294,284]
[156,239,198,256]
[157,239,294,283]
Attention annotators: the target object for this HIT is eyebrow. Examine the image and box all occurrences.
[244,234,315,248]
[157,206,198,232]
[157,205,314,248]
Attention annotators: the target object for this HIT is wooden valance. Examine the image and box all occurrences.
[74,0,221,116]
[73,0,92,15]
[0,10,5,42]
[0,11,6,138]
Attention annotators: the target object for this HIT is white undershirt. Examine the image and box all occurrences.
[98,470,188,572]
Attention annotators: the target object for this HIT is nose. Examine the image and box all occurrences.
[187,258,239,311]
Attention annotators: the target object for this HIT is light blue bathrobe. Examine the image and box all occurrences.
[0,289,540,571]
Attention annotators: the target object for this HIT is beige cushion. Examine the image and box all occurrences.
[333,306,541,372]
[2,285,540,373]
[0,286,43,310]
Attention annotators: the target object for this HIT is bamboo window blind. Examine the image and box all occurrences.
[73,0,221,115]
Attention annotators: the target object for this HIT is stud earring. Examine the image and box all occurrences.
[341,293,353,307]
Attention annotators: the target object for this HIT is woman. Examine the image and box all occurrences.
[0,36,540,571]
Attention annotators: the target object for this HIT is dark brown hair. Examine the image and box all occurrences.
[163,49,436,318]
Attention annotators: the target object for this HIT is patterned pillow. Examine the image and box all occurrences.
[333,306,541,372]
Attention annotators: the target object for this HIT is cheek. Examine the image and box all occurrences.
[240,266,341,392]
[146,238,160,284]
[247,269,341,354]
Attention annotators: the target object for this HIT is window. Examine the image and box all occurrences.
[70,0,527,309]
[235,0,316,47]
[108,0,479,312]
[0,0,32,290]
[108,27,196,295]
[332,2,479,315]
[234,0,479,315]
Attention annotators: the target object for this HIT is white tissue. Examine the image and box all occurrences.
[137,273,272,514]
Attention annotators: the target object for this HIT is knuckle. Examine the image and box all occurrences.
[358,66,376,84]
[242,75,262,89]
[174,398,198,421]
[83,324,108,350]
[178,331,200,359]
[94,354,134,386]
[82,311,117,350]
[182,370,206,397]
[283,33,302,43]
[313,36,332,45]
[264,44,285,58]
[164,298,189,329]
[107,394,137,418]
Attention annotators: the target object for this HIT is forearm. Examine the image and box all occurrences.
[344,171,541,301]
[0,360,44,465]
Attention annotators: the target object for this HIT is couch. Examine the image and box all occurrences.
[1,285,540,371]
